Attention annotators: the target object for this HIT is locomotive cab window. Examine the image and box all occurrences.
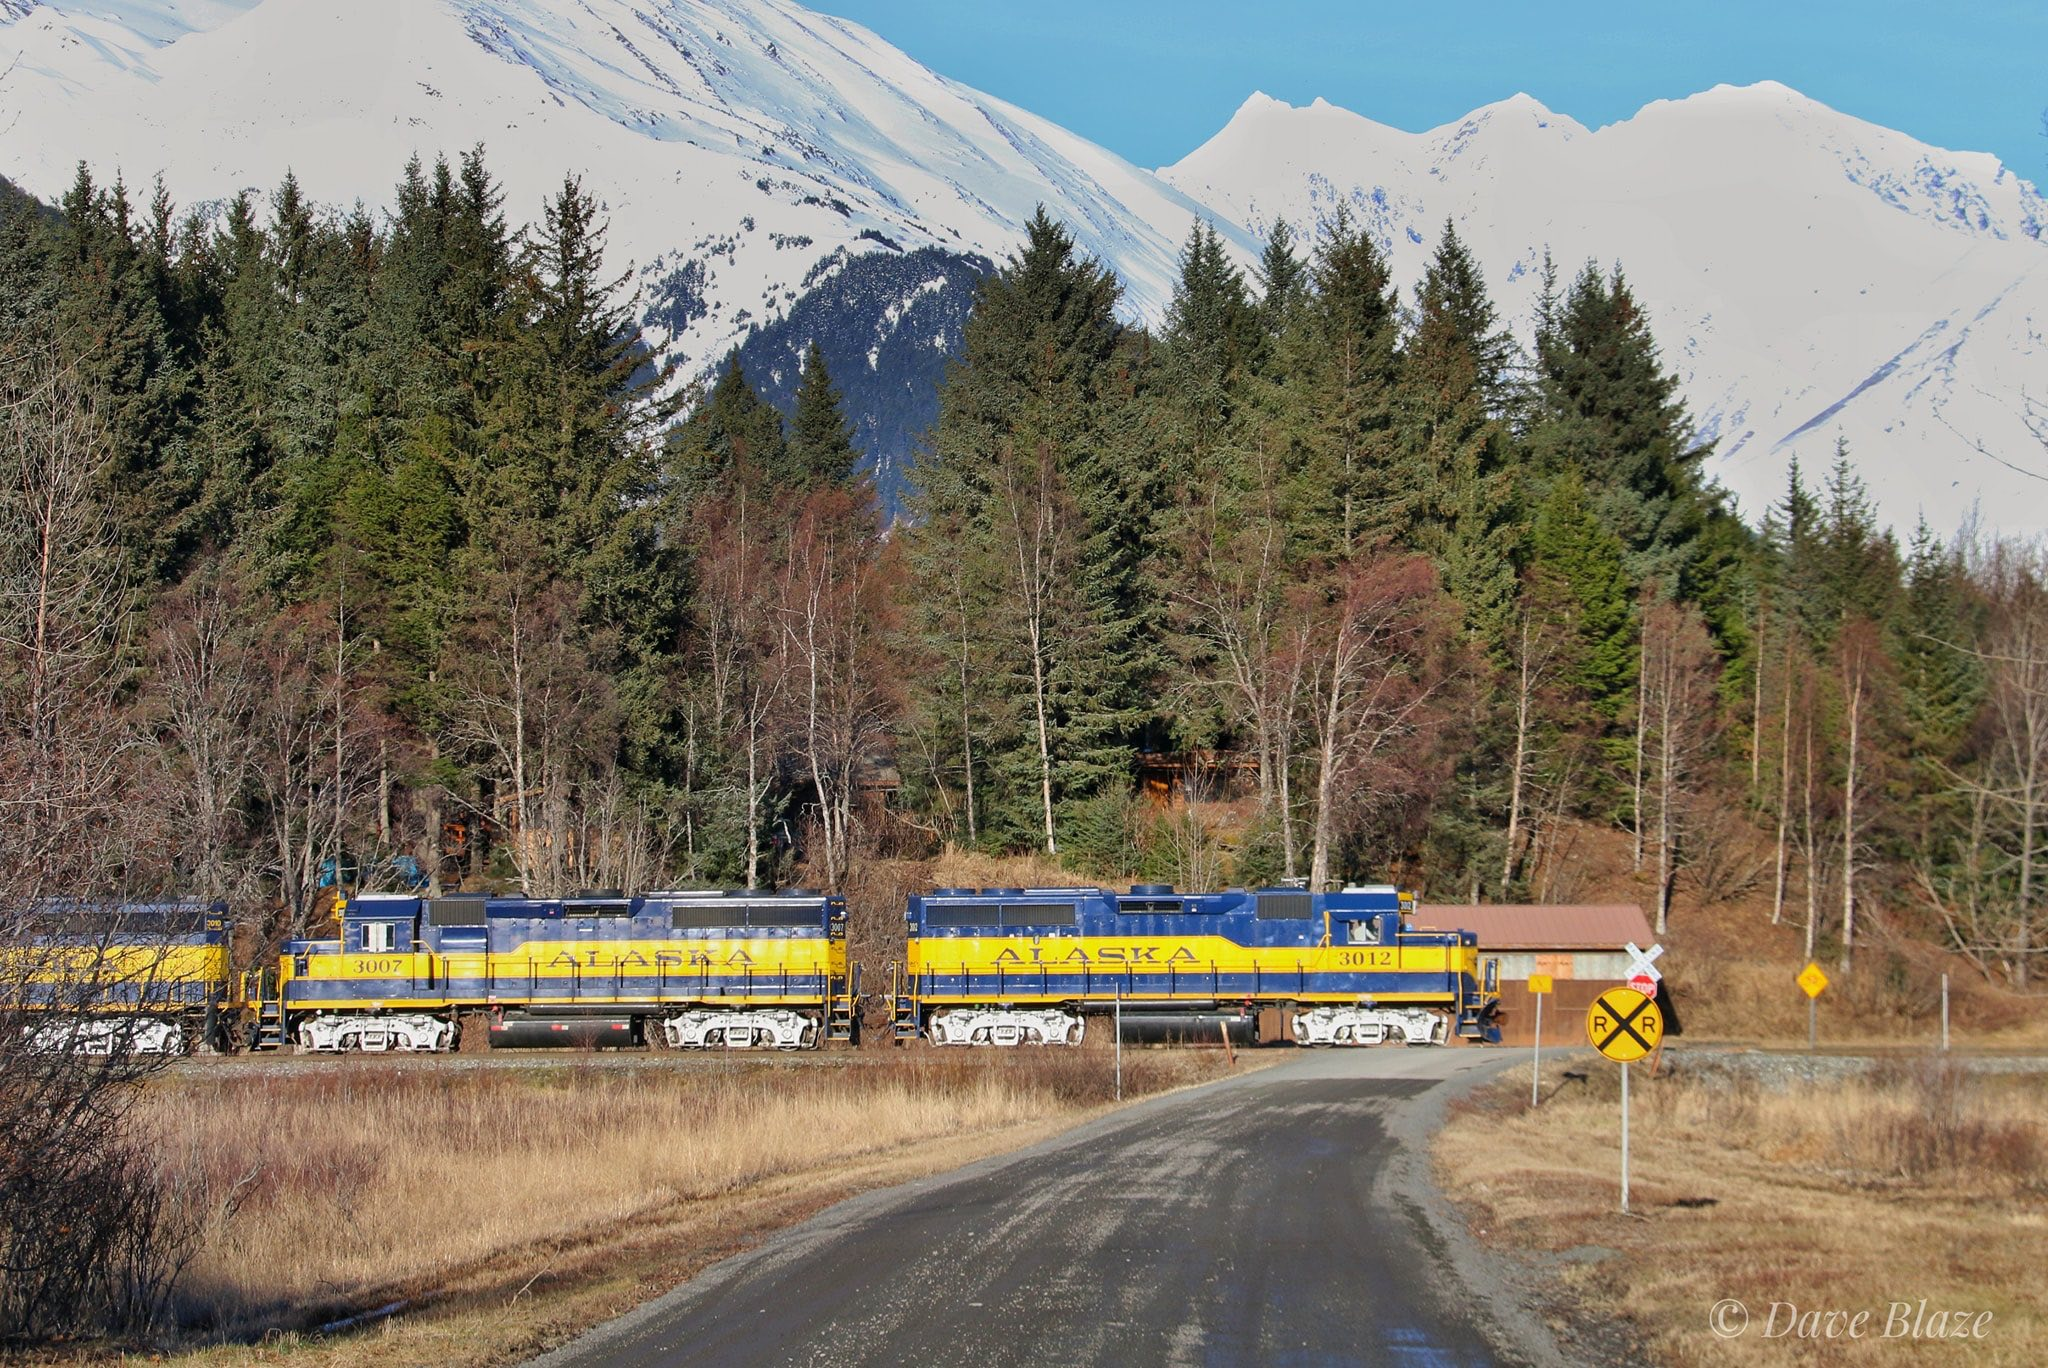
[363,922,398,953]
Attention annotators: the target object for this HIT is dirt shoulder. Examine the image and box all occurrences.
[1433,1045,2048,1366]
[103,1049,1268,1368]
[164,1113,1093,1368]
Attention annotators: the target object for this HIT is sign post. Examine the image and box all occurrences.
[1621,1057,1630,1214]
[1527,972,1553,1108]
[1587,986,1664,1215]
[1941,973,1950,1052]
[1798,961,1829,1052]
[1114,981,1123,1101]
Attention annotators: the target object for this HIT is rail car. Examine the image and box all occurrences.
[268,888,855,1052]
[7,900,234,1055]
[895,883,1499,1047]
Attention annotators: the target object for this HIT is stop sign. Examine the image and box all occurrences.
[1628,973,1658,996]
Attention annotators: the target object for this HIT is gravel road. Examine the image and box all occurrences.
[524,1047,1570,1368]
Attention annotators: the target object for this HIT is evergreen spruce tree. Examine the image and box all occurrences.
[1288,207,1402,553]
[1252,218,1307,359]
[465,174,682,777]
[1528,470,1635,714]
[670,351,789,494]
[1160,221,1253,472]
[787,339,860,488]
[1414,220,1517,415]
[51,165,192,584]
[1813,441,1900,630]
[905,207,1154,854]
[1528,261,1716,586]
[1397,221,1518,648]
[1893,521,1984,778]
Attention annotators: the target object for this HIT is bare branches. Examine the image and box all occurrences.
[1640,598,1722,933]
[1300,552,1454,892]
[142,570,257,902]
[1921,543,2048,987]
[442,561,610,898]
[0,338,193,1341]
[0,342,126,762]
[775,488,896,889]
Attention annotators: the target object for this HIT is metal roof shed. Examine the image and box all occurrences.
[1412,903,1659,1045]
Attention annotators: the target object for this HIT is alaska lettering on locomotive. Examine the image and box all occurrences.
[989,945,1199,965]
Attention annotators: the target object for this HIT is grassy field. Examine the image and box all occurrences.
[1435,1051,2048,1365]
[106,1048,1241,1366]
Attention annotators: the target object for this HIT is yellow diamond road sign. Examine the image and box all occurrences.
[1586,987,1663,1062]
[1527,973,1553,995]
[1798,961,1829,999]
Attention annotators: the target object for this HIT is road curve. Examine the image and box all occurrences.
[526,1048,1563,1368]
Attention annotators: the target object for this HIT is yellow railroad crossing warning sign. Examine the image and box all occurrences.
[1528,973,1553,995]
[1586,987,1663,1062]
[1798,962,1829,999]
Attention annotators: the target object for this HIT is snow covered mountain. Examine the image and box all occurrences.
[2,0,2044,533]
[0,0,1236,360]
[1165,84,2048,536]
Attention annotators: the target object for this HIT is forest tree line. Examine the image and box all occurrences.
[0,152,2042,989]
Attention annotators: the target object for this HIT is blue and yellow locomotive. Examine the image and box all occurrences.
[9,900,234,1055]
[895,883,1499,1046]
[274,889,854,1052]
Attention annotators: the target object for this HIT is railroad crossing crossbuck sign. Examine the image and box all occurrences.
[1624,941,1664,996]
[1586,987,1663,1063]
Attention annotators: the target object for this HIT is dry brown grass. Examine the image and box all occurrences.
[924,847,1108,892]
[1436,1054,2048,1365]
[91,1048,1236,1364]
[1671,952,2048,1050]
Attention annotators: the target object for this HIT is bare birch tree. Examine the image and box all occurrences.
[1500,599,1569,892]
[1300,553,1453,892]
[0,338,194,1337]
[142,570,256,901]
[249,601,381,933]
[1171,429,1309,874]
[695,491,785,887]
[991,436,1076,856]
[443,566,607,898]
[1836,619,1875,971]
[1924,545,2048,987]
[1641,599,1721,934]
[776,488,897,889]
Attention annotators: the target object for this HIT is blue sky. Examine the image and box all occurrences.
[820,1,2046,178]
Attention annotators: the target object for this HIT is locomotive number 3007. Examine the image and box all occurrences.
[1335,949,1396,969]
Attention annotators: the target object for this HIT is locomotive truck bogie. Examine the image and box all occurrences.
[1290,1005,1447,1047]
[661,1008,818,1050]
[25,1015,185,1056]
[294,1013,456,1053]
[926,1007,1085,1046]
